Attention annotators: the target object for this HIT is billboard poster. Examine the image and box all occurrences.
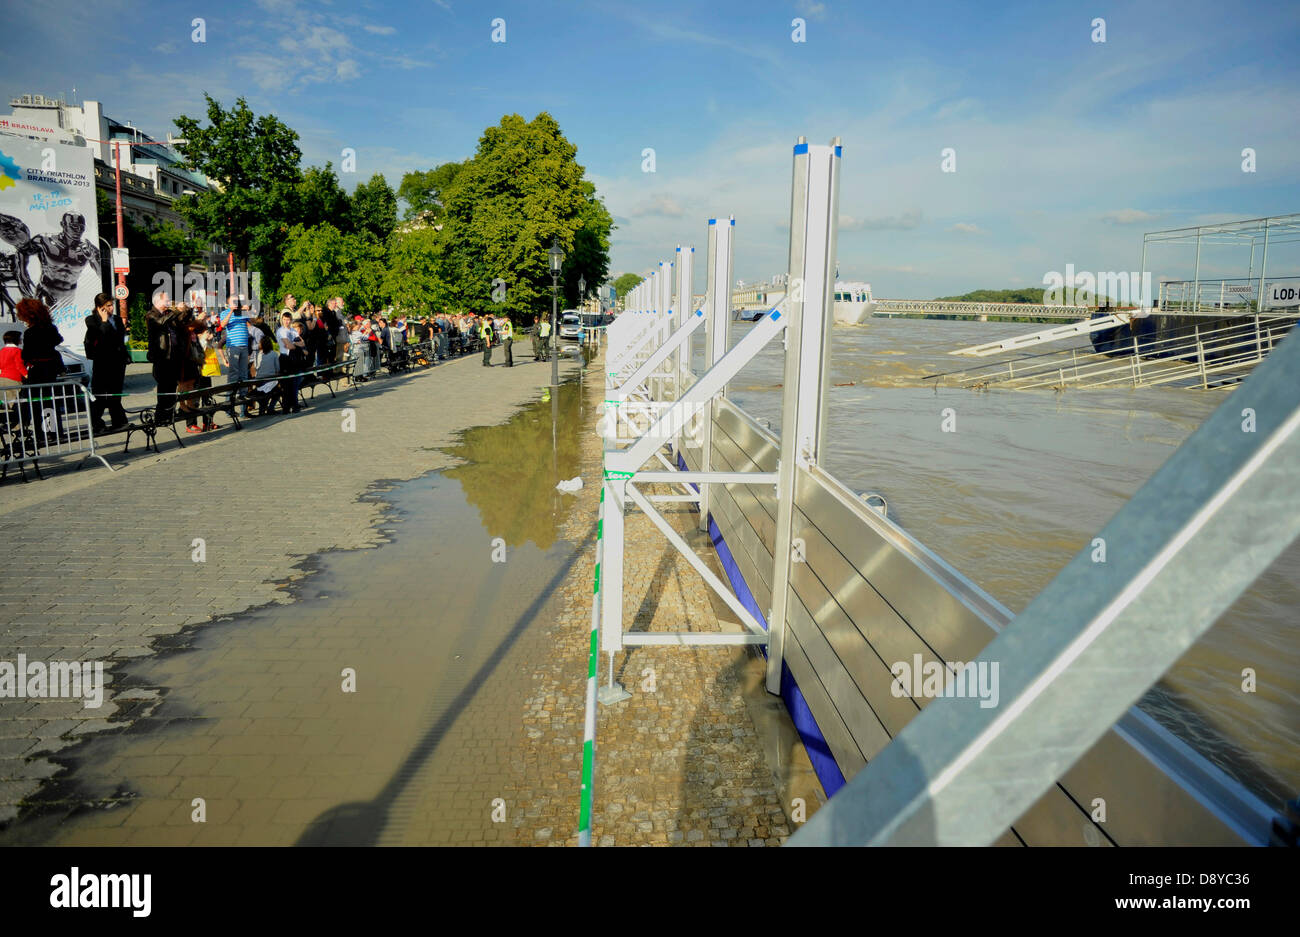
[0,131,101,355]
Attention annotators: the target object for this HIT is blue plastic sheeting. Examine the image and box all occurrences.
[672,450,846,797]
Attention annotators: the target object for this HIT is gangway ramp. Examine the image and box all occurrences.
[951,313,1133,357]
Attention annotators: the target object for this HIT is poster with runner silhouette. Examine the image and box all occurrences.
[0,132,100,355]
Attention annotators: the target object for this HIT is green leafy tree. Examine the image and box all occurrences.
[279,223,388,311]
[250,162,353,295]
[383,227,451,314]
[438,113,607,321]
[563,182,613,306]
[172,94,302,273]
[350,173,398,242]
[293,163,352,230]
[397,162,463,221]
[95,188,204,321]
[612,272,643,300]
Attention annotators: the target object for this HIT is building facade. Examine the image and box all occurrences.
[2,92,223,271]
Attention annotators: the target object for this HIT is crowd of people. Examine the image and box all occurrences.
[2,291,561,454]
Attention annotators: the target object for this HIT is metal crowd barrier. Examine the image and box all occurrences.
[0,380,113,481]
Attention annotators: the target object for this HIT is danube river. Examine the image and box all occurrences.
[703,316,1298,809]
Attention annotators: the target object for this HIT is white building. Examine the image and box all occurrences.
[2,92,213,235]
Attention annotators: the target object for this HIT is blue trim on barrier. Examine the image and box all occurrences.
[673,451,846,798]
[793,142,809,154]
[709,218,717,225]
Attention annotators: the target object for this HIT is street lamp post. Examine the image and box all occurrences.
[113,141,127,328]
[548,237,565,389]
[578,276,587,343]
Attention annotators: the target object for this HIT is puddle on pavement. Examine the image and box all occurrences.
[1,381,590,846]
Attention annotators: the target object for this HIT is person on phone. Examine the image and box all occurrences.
[83,292,129,432]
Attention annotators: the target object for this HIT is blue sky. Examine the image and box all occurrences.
[4,0,1299,297]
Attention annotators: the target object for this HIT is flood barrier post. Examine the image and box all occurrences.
[765,137,841,694]
[699,217,734,531]
[578,486,605,846]
[674,244,693,448]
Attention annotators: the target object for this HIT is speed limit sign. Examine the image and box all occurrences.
[113,285,129,300]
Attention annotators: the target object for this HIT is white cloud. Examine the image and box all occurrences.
[631,194,686,218]
[796,0,827,18]
[364,24,398,35]
[949,222,983,234]
[859,210,923,230]
[1100,209,1159,225]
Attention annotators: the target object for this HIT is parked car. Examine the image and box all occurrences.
[559,311,581,341]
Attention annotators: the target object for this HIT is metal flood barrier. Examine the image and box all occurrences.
[679,396,1278,845]
[581,136,1292,847]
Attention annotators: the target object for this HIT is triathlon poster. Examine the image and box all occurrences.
[0,132,101,355]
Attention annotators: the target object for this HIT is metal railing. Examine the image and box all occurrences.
[1,380,113,481]
[1159,275,1300,315]
[929,314,1298,391]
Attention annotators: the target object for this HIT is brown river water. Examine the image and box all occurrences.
[701,317,1298,809]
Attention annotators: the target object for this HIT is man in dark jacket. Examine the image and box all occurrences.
[146,291,186,424]
[84,292,129,431]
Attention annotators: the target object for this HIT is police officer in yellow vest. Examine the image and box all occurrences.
[537,315,552,362]
[480,316,494,367]
[501,317,514,367]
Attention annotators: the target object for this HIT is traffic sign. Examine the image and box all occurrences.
[113,285,129,300]
[112,247,130,274]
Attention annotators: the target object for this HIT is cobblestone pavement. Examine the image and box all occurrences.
[507,352,820,846]
[0,349,578,832]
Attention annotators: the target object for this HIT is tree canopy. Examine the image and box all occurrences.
[278,223,387,311]
[612,272,643,301]
[165,102,609,319]
[173,94,302,270]
[350,173,398,242]
[397,162,462,221]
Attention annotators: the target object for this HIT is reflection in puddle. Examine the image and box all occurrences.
[443,381,585,551]
[1,383,589,846]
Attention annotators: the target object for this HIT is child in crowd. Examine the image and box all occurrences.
[253,335,286,415]
[0,331,26,383]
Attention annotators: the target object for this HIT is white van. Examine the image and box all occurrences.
[559,311,581,341]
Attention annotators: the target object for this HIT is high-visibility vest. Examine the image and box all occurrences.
[501,320,513,340]
[480,322,493,341]
[539,320,551,337]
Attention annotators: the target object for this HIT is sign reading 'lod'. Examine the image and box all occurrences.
[1265,283,1300,308]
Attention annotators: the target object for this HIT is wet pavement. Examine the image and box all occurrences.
[0,353,588,845]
